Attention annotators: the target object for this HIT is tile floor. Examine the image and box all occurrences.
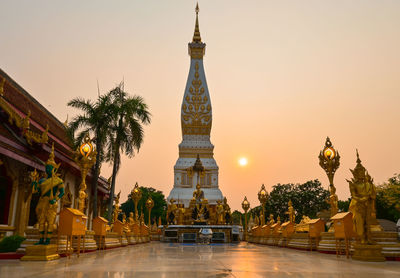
[0,242,400,277]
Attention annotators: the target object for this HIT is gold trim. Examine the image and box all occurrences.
[0,81,49,145]
[181,61,211,135]
[192,3,201,43]
[0,77,5,96]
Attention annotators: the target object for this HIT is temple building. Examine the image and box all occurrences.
[167,5,224,207]
[0,69,110,240]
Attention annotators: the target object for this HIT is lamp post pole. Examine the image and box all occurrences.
[146,196,154,226]
[131,182,142,221]
[319,137,340,217]
[242,196,250,241]
[257,184,268,226]
[74,134,97,214]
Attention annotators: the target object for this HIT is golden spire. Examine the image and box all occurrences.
[46,143,60,169]
[63,114,68,127]
[192,3,201,43]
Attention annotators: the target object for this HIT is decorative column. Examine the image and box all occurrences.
[257,184,268,226]
[241,196,250,241]
[145,196,154,226]
[74,134,97,214]
[131,182,142,221]
[318,137,340,217]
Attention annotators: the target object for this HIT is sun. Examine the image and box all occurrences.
[238,157,248,166]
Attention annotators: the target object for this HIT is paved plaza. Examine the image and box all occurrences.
[1,242,400,277]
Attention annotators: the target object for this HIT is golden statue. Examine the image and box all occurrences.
[255,215,260,226]
[277,216,281,225]
[112,191,122,224]
[177,207,185,225]
[216,200,225,224]
[347,150,379,244]
[139,212,146,226]
[328,186,339,217]
[122,214,130,233]
[268,214,275,225]
[192,183,204,204]
[78,189,87,213]
[167,198,178,225]
[195,198,209,222]
[128,212,135,225]
[30,144,64,245]
[296,215,311,232]
[223,197,232,224]
[285,200,295,223]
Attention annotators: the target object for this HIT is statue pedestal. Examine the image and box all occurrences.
[352,243,385,262]
[20,244,60,261]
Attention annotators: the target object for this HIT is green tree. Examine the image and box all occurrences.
[67,93,113,217]
[120,186,167,225]
[231,210,242,225]
[338,198,351,212]
[265,180,329,223]
[376,173,400,222]
[265,183,295,222]
[106,83,151,222]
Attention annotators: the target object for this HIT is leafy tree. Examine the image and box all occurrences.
[338,198,351,212]
[120,186,167,225]
[68,93,113,217]
[231,210,243,225]
[106,83,151,222]
[376,173,400,222]
[265,183,295,222]
[264,180,329,223]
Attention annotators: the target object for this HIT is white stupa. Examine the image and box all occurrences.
[167,4,224,207]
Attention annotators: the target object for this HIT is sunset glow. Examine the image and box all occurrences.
[239,157,248,167]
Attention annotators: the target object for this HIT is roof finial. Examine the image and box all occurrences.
[356,149,361,164]
[192,3,202,43]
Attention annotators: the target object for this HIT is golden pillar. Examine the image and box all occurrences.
[241,196,250,241]
[257,184,268,226]
[145,196,154,226]
[74,134,96,214]
[319,137,340,217]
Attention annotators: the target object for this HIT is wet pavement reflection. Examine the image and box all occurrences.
[1,242,400,277]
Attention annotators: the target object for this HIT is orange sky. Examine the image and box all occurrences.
[1,1,400,211]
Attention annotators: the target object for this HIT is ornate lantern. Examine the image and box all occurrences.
[131,182,142,220]
[74,134,97,213]
[242,196,250,241]
[319,137,340,217]
[145,196,154,226]
[257,184,268,226]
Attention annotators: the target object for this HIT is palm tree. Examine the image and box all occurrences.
[67,93,113,218]
[106,83,151,222]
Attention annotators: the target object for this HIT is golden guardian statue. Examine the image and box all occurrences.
[347,150,377,244]
[30,144,64,245]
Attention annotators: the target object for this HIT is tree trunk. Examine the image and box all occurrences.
[107,114,123,223]
[91,138,102,218]
[107,141,120,223]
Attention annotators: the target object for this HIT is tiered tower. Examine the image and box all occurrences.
[167,4,223,207]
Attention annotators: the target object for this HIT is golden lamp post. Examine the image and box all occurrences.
[257,184,268,226]
[74,134,97,213]
[145,196,154,226]
[241,196,250,241]
[131,182,142,220]
[318,137,340,216]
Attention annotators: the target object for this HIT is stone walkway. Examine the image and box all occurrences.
[1,242,400,277]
